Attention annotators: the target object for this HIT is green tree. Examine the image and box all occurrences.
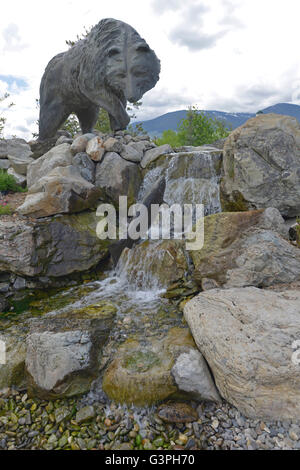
[62,113,81,136]
[93,108,112,134]
[154,129,182,147]
[177,106,230,146]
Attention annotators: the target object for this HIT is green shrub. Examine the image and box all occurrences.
[0,170,27,193]
[154,129,182,147]
[0,203,12,215]
[153,106,231,148]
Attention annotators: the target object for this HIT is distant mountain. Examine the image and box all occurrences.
[134,103,300,137]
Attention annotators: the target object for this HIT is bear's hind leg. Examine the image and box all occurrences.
[76,105,100,135]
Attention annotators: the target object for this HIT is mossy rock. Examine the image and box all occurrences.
[72,301,117,319]
[102,328,196,406]
[220,184,250,212]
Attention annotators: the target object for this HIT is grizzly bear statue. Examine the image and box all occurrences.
[38,18,160,140]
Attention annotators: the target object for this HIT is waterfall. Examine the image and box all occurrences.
[116,147,223,292]
[139,148,222,217]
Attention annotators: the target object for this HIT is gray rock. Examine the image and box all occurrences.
[172,349,221,402]
[18,166,101,218]
[0,211,109,278]
[26,304,116,398]
[70,134,95,155]
[38,19,160,139]
[103,137,123,154]
[28,136,59,160]
[184,287,300,421]
[221,114,300,217]
[95,152,142,206]
[72,152,95,183]
[6,139,33,160]
[141,144,173,169]
[76,406,95,424]
[128,140,151,153]
[0,326,27,390]
[0,283,9,294]
[13,276,26,291]
[7,154,34,175]
[121,144,143,163]
[56,135,73,146]
[27,143,73,188]
[0,160,10,170]
[7,168,26,187]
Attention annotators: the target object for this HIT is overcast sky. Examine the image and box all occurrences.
[0,0,300,139]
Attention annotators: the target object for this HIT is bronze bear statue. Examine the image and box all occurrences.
[38,18,160,140]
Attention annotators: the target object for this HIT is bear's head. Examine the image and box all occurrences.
[78,18,161,129]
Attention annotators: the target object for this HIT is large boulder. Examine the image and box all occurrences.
[25,301,117,399]
[17,166,101,218]
[190,208,300,289]
[221,114,300,217]
[27,143,72,188]
[0,211,109,278]
[95,152,142,206]
[184,287,300,421]
[102,327,219,406]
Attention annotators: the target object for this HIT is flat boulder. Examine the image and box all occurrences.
[184,287,300,421]
[221,114,300,217]
[17,166,101,218]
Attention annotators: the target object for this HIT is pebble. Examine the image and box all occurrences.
[0,390,300,450]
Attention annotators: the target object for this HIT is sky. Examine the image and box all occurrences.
[0,0,300,139]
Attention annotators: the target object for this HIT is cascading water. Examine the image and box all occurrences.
[139,147,222,217]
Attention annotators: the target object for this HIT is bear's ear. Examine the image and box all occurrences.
[136,44,150,53]
[108,47,121,57]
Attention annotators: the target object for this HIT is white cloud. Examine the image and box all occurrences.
[0,0,299,138]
